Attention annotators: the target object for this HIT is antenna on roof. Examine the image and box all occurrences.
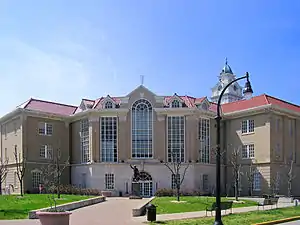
[140,75,144,86]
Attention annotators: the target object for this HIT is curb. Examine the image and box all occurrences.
[253,216,300,225]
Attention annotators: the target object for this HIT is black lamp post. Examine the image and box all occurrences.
[213,72,253,225]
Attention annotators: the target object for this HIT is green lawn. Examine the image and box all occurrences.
[150,206,300,225]
[151,197,258,214]
[0,194,93,220]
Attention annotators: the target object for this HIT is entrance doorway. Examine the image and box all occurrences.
[132,171,153,197]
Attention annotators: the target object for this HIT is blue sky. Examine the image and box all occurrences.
[0,0,299,115]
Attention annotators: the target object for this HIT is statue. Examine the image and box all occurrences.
[130,164,140,182]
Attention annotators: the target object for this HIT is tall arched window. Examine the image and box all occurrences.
[132,99,153,158]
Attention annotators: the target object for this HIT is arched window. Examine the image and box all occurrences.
[171,100,181,108]
[104,101,113,109]
[132,99,153,158]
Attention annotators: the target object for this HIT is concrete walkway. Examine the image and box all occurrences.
[132,201,295,223]
[0,197,149,225]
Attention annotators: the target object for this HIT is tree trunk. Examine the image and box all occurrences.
[20,181,23,197]
[288,181,292,197]
[176,185,180,202]
[235,170,239,201]
[57,175,61,199]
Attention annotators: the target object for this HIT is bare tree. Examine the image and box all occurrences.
[14,145,26,196]
[164,151,190,202]
[270,172,280,196]
[246,160,255,196]
[0,157,8,195]
[229,146,242,201]
[45,148,69,199]
[287,159,296,198]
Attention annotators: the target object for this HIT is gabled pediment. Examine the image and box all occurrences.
[166,94,185,108]
[100,95,118,109]
[196,97,211,111]
[126,85,157,97]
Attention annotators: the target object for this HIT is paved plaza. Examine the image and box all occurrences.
[0,197,147,225]
[0,197,296,225]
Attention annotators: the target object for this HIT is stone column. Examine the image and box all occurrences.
[118,113,129,162]
[155,114,166,161]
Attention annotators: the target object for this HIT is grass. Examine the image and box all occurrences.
[0,194,93,220]
[151,196,258,214]
[150,206,300,225]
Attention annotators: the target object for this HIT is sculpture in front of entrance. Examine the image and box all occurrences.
[130,164,140,182]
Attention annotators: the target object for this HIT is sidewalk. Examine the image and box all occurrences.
[132,202,295,223]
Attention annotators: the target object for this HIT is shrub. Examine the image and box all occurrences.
[155,188,212,197]
[46,184,101,196]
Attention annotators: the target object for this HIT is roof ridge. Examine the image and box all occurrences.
[264,94,300,108]
[31,98,77,108]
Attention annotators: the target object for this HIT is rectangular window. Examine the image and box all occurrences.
[101,117,118,162]
[40,145,53,159]
[105,173,114,190]
[171,174,180,189]
[80,119,90,163]
[241,119,254,134]
[202,174,209,191]
[38,122,53,135]
[32,171,42,189]
[242,144,255,159]
[167,116,185,162]
[199,118,210,163]
[253,171,261,191]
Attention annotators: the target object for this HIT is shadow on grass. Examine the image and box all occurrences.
[0,209,28,215]
[151,221,167,224]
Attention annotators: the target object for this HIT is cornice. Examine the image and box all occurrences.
[222,105,272,119]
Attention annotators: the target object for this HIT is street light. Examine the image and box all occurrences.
[213,72,253,225]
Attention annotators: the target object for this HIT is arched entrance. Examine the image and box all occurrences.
[132,171,153,197]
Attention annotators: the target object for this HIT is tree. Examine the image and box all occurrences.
[246,160,255,196]
[42,148,69,199]
[0,157,8,195]
[164,151,190,202]
[229,146,242,201]
[270,172,280,196]
[14,145,26,196]
[287,159,296,197]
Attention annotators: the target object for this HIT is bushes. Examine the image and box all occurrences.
[155,188,212,197]
[47,184,101,196]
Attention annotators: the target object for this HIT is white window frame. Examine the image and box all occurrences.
[253,171,261,191]
[241,119,254,134]
[40,145,53,159]
[131,99,153,159]
[242,144,255,159]
[167,116,185,162]
[38,122,53,136]
[171,174,180,189]
[199,118,210,164]
[32,170,42,189]
[80,119,90,163]
[100,116,118,162]
[171,100,181,108]
[105,173,115,190]
[104,101,114,109]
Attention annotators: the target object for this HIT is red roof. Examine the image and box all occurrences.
[24,99,77,116]
[220,94,300,114]
[20,93,300,117]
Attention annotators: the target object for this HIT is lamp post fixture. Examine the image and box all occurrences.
[213,72,253,225]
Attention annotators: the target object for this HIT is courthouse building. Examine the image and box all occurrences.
[2,60,300,197]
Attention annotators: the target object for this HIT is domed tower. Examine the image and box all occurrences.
[211,58,243,104]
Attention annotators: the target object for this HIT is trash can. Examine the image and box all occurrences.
[146,204,157,222]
